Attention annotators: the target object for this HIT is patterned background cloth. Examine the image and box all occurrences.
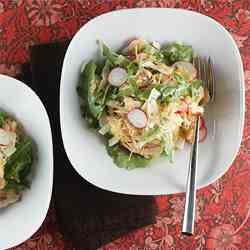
[0,0,250,249]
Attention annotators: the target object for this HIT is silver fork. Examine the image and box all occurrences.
[182,56,215,235]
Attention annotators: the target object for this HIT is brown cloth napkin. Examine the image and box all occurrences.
[19,41,157,250]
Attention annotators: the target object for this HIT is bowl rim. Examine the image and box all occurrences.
[0,74,54,249]
[60,8,245,195]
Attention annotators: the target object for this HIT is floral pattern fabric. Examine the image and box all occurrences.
[0,1,249,249]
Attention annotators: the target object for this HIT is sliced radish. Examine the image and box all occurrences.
[173,61,197,80]
[108,67,128,87]
[199,126,207,143]
[127,109,147,129]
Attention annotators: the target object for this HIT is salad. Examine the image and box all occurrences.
[78,39,209,169]
[0,111,33,208]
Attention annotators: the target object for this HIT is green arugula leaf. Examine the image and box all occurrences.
[106,86,120,101]
[127,61,139,76]
[97,60,110,93]
[190,79,203,98]
[137,87,152,101]
[162,42,193,65]
[159,74,190,103]
[138,125,161,148]
[173,72,189,87]
[163,149,174,163]
[162,133,174,163]
[117,78,139,98]
[144,44,164,62]
[98,40,130,67]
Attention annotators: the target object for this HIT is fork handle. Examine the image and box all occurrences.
[182,116,200,235]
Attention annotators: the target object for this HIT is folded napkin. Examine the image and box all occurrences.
[18,41,157,250]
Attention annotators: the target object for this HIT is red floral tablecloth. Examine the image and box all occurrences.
[1,1,250,249]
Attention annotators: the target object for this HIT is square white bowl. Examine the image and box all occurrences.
[60,8,244,195]
[0,74,53,249]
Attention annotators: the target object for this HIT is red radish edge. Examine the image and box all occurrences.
[175,107,188,114]
[127,109,147,129]
[199,126,207,143]
[127,52,135,60]
[175,108,204,115]
[122,38,137,55]
[199,117,207,142]
[200,116,206,129]
[126,38,138,46]
[145,143,159,149]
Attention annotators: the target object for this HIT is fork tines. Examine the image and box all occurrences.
[193,56,215,103]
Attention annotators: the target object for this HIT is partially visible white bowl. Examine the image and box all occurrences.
[60,8,244,195]
[0,74,53,249]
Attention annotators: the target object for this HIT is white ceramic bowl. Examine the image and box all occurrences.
[60,8,244,195]
[0,75,53,249]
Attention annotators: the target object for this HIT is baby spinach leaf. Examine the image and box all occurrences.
[79,61,104,120]
[107,144,151,169]
[4,137,33,189]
